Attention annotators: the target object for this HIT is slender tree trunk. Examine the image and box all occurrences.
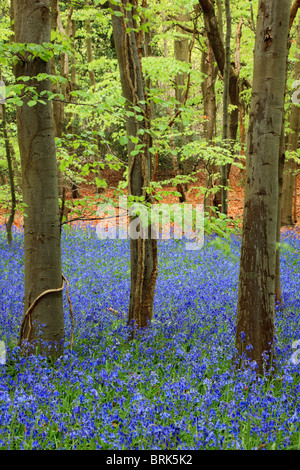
[221,0,231,215]
[160,15,186,203]
[250,1,256,33]
[282,17,300,226]
[235,0,290,375]
[56,2,79,199]
[235,17,246,179]
[201,38,216,145]
[85,0,96,91]
[50,0,64,141]
[275,3,300,303]
[161,13,187,202]
[201,37,217,214]
[174,12,192,191]
[290,0,300,30]
[198,0,239,146]
[216,0,224,42]
[14,0,65,358]
[110,1,158,335]
[67,11,80,199]
[51,0,66,206]
[84,0,102,192]
[0,70,16,244]
[144,9,155,179]
[199,0,239,215]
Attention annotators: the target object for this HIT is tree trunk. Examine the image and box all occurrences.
[0,69,16,245]
[144,10,155,179]
[281,17,300,226]
[161,13,187,202]
[174,13,192,191]
[275,3,300,303]
[161,14,187,203]
[201,37,217,214]
[51,0,66,203]
[84,0,104,193]
[110,1,158,335]
[67,10,80,199]
[85,0,96,91]
[56,2,79,199]
[216,0,224,42]
[235,0,290,375]
[198,0,239,145]
[50,0,64,141]
[199,0,239,214]
[14,0,64,358]
[235,18,245,167]
[221,0,231,215]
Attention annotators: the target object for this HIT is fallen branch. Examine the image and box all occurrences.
[18,274,74,351]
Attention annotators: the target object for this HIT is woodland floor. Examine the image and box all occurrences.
[1,164,300,232]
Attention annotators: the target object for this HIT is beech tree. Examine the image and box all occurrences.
[198,0,240,148]
[235,0,291,374]
[0,68,16,245]
[110,0,158,335]
[198,0,240,215]
[282,15,300,226]
[14,0,65,357]
[220,0,231,215]
[274,2,300,303]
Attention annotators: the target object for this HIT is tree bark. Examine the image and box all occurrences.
[84,0,104,193]
[275,3,300,303]
[51,0,66,203]
[235,0,290,374]
[281,16,300,226]
[85,0,96,91]
[162,14,189,203]
[235,18,245,161]
[198,0,239,145]
[110,1,158,335]
[199,0,239,216]
[174,12,191,194]
[14,0,65,358]
[290,0,300,30]
[201,37,217,214]
[0,69,16,245]
[221,0,231,215]
[50,0,64,141]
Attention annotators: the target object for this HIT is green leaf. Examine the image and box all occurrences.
[119,136,128,146]
[95,178,107,189]
[16,100,23,107]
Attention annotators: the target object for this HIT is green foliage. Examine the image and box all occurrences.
[1,0,298,239]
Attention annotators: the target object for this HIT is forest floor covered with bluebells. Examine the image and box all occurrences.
[1,226,300,450]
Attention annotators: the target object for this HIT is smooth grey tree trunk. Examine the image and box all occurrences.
[235,0,290,374]
[14,0,64,358]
